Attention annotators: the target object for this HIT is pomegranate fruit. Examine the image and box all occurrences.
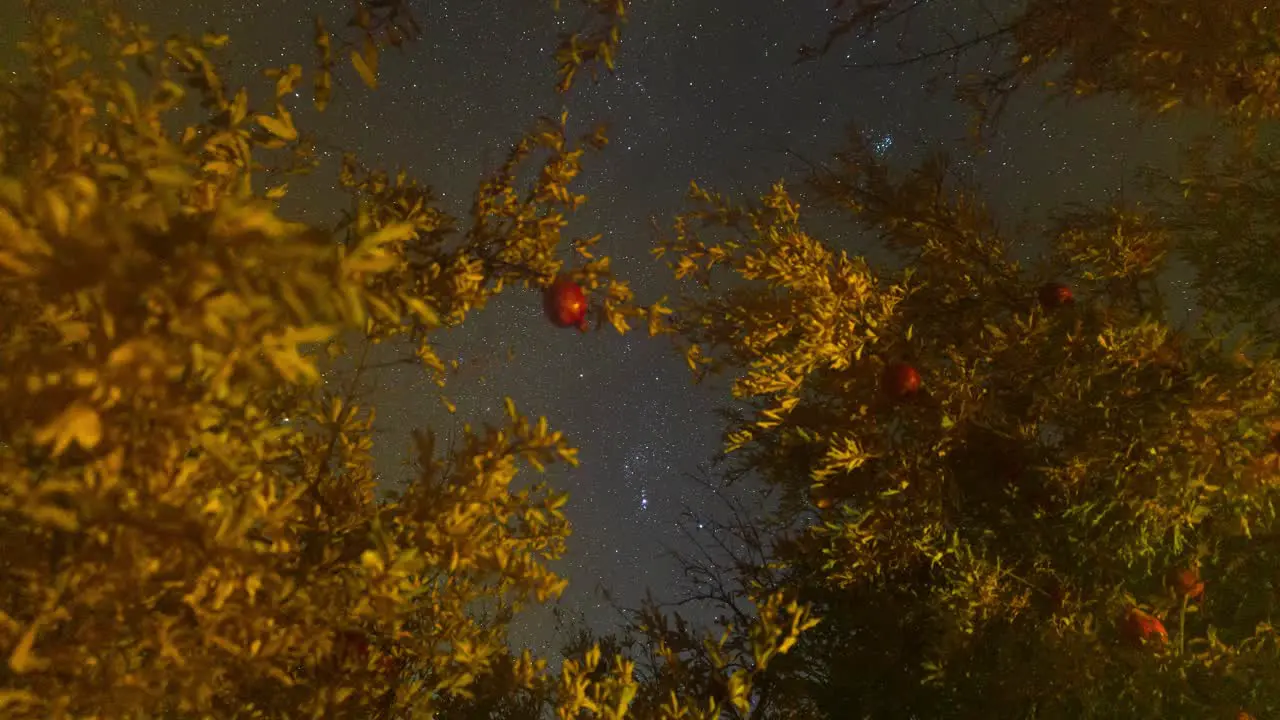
[881,362,922,400]
[543,276,589,330]
[1121,608,1167,647]
[1038,282,1074,310]
[1169,567,1205,601]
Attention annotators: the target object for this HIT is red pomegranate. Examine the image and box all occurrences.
[1038,282,1074,309]
[810,485,834,510]
[1121,608,1167,647]
[1169,567,1205,601]
[881,362,922,400]
[543,276,589,330]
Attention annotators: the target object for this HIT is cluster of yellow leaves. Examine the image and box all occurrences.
[0,1,768,718]
[552,0,629,93]
[330,106,663,398]
[611,592,819,720]
[1050,204,1170,282]
[649,108,1280,712]
[339,0,422,93]
[653,179,906,460]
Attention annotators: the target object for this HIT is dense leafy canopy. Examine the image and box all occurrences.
[0,1,807,717]
[5,0,1280,718]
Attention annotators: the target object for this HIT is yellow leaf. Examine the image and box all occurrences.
[351,49,377,89]
[201,32,230,49]
[145,166,193,187]
[366,293,399,322]
[229,88,249,127]
[256,113,298,141]
[28,503,78,531]
[344,223,413,274]
[34,402,102,456]
[0,251,34,276]
[265,183,288,200]
[401,295,440,327]
[314,69,333,112]
[203,160,237,176]
[314,17,331,60]
[8,622,49,674]
[40,191,70,236]
[262,344,320,384]
[0,689,40,711]
[275,63,302,98]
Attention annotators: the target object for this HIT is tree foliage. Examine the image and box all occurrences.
[0,1,813,717]
[629,5,1280,716]
[8,0,1280,718]
[1147,135,1280,351]
[652,130,1280,714]
[804,0,1280,133]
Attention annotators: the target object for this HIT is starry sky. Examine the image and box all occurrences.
[4,0,1209,655]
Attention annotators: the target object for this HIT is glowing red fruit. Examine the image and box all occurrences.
[810,485,834,510]
[1121,608,1167,647]
[544,277,589,330]
[881,362,922,400]
[1038,282,1074,309]
[1169,567,1205,601]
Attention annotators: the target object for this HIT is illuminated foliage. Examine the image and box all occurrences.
[0,1,811,718]
[11,0,1280,716]
[652,125,1280,716]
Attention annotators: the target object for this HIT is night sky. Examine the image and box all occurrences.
[4,0,1207,656]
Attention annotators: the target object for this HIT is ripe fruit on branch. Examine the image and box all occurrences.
[881,362,921,400]
[1169,566,1205,601]
[1121,608,1167,647]
[544,276,589,331]
[1038,282,1074,309]
[810,484,835,510]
